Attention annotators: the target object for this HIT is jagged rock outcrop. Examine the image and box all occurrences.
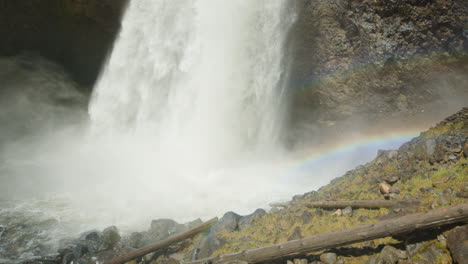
[288,0,468,143]
[0,0,127,90]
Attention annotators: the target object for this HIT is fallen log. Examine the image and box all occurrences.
[105,217,218,264]
[188,203,468,264]
[304,200,418,209]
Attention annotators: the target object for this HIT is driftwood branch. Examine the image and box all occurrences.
[304,200,418,209]
[188,203,468,264]
[105,217,218,264]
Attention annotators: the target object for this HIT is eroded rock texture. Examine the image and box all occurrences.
[289,0,468,142]
[0,0,127,90]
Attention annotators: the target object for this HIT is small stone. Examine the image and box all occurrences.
[463,142,468,157]
[380,245,407,263]
[449,148,462,153]
[342,206,353,217]
[320,253,337,264]
[331,209,342,216]
[358,216,369,222]
[448,154,457,160]
[287,260,294,264]
[437,234,446,242]
[436,195,451,206]
[379,182,392,194]
[363,241,376,248]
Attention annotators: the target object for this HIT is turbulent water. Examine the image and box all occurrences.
[0,1,416,263]
[90,0,296,158]
[0,2,300,262]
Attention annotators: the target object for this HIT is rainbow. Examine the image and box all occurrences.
[281,126,431,186]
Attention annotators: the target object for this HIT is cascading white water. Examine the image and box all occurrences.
[90,0,296,166]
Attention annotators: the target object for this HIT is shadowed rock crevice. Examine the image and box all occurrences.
[0,0,127,91]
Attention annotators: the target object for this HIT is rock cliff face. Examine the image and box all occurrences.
[1,0,466,133]
[288,0,468,143]
[0,0,127,90]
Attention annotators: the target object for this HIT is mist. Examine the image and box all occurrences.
[1,2,467,259]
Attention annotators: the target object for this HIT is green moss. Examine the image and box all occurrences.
[203,111,467,262]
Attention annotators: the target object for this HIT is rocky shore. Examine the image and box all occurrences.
[16,108,467,264]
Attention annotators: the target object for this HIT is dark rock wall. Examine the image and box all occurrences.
[1,0,466,136]
[288,0,468,142]
[0,0,127,91]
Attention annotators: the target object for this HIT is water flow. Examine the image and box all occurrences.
[90,0,296,167]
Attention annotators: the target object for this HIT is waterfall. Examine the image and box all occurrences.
[90,0,296,165]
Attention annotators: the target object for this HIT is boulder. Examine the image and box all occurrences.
[196,212,242,259]
[147,219,186,244]
[447,225,468,264]
[379,182,392,194]
[238,209,266,231]
[100,226,121,250]
[320,252,337,264]
[379,245,407,264]
[342,207,353,217]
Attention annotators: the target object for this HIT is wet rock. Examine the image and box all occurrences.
[187,219,203,229]
[150,219,186,239]
[447,225,468,264]
[320,252,337,264]
[100,226,121,250]
[78,230,102,254]
[342,206,353,217]
[288,227,303,241]
[126,232,144,248]
[238,209,266,231]
[406,241,425,257]
[379,245,407,264]
[213,212,242,233]
[197,212,242,259]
